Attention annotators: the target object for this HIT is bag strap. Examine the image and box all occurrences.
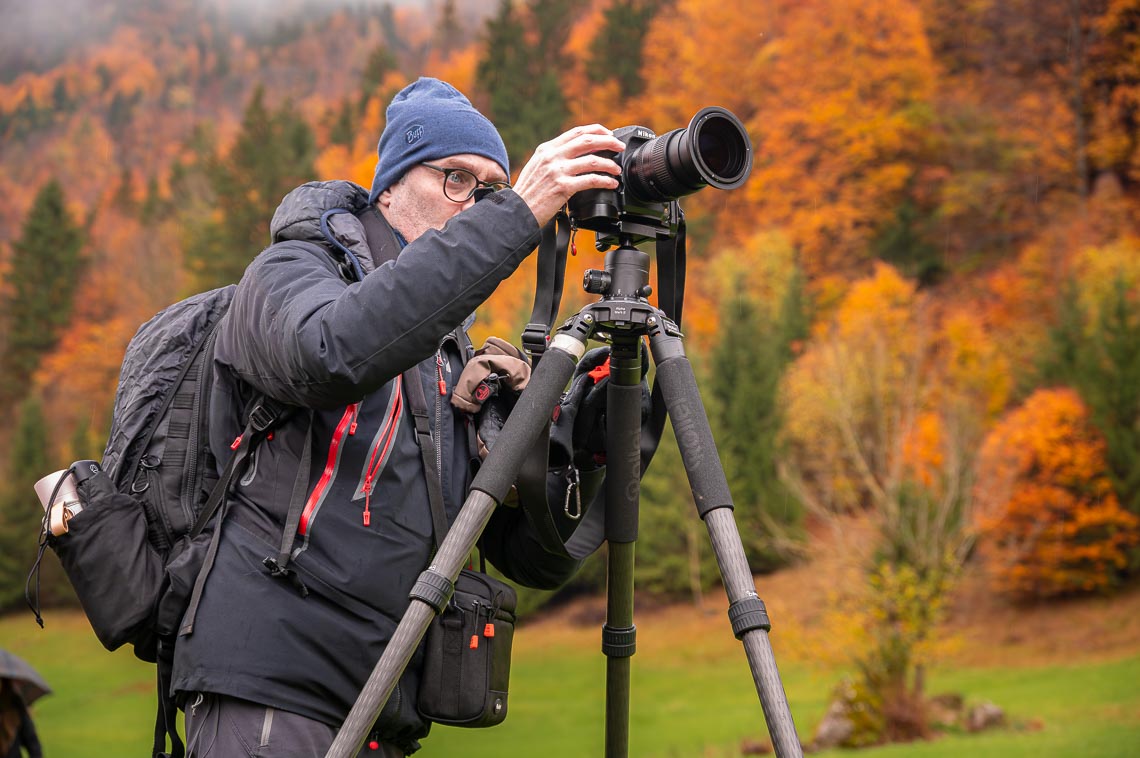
[260,409,315,595]
[520,212,571,366]
[179,397,287,635]
[153,650,184,758]
[403,366,450,548]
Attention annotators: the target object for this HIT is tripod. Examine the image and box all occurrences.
[326,236,803,758]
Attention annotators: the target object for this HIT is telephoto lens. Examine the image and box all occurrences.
[622,106,753,204]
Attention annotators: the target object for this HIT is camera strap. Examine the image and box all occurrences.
[636,212,687,477]
[654,210,686,328]
[520,211,571,366]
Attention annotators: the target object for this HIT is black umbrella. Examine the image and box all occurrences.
[0,649,52,706]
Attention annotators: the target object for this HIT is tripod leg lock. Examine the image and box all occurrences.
[601,624,637,658]
[728,595,771,639]
[409,567,455,614]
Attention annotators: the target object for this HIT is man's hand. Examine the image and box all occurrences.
[512,125,625,227]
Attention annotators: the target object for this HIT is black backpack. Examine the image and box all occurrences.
[30,285,286,758]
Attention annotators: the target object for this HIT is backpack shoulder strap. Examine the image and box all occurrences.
[403,366,449,549]
[178,396,290,635]
[260,409,315,595]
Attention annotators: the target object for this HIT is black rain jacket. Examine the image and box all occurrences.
[171,181,585,752]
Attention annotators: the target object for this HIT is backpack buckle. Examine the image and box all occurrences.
[248,402,278,433]
[263,557,309,598]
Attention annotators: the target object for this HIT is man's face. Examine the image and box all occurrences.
[376,153,508,242]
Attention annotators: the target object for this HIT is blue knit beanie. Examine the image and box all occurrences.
[367,78,510,204]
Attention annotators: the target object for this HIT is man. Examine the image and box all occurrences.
[171,78,625,756]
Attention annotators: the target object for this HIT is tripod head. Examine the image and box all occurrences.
[583,236,651,301]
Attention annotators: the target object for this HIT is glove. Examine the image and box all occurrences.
[451,337,530,413]
[549,346,650,471]
[452,337,531,459]
[473,390,514,460]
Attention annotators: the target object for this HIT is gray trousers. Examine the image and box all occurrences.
[184,693,404,758]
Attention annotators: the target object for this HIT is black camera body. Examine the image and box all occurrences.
[567,106,754,248]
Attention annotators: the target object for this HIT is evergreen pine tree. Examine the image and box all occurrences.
[435,0,464,53]
[107,90,137,136]
[360,44,398,110]
[1084,279,1140,517]
[477,1,533,166]
[329,99,356,149]
[476,0,568,166]
[872,198,944,286]
[51,79,72,112]
[586,0,662,97]
[1041,278,1140,519]
[1037,281,1085,389]
[140,175,164,225]
[0,179,85,411]
[636,423,720,601]
[530,0,574,61]
[183,86,317,292]
[706,272,807,572]
[0,397,58,611]
[113,167,137,214]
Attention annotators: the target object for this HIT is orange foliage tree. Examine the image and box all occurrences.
[974,387,1140,599]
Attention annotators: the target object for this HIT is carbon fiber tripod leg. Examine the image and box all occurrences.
[648,319,804,758]
[325,336,585,758]
[602,340,644,758]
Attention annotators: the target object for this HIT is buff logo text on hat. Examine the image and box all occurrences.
[405,124,425,144]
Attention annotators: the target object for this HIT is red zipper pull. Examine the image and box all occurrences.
[349,403,360,435]
[436,352,447,396]
[363,479,373,526]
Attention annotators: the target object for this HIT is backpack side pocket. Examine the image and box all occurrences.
[52,470,165,654]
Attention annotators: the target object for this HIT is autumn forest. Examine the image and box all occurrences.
[1,0,1139,749]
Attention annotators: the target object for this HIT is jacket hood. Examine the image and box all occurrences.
[269,180,378,274]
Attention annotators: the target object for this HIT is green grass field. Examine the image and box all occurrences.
[3,608,1138,757]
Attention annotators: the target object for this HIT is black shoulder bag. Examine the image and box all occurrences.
[403,365,517,728]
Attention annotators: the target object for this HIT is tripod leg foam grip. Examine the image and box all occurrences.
[654,357,734,519]
[606,375,643,543]
[471,347,578,502]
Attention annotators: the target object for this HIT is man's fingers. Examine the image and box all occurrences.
[564,133,626,161]
[565,153,622,177]
[539,128,625,163]
[561,171,620,195]
[543,124,614,149]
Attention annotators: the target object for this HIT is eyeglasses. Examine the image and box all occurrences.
[421,163,511,203]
